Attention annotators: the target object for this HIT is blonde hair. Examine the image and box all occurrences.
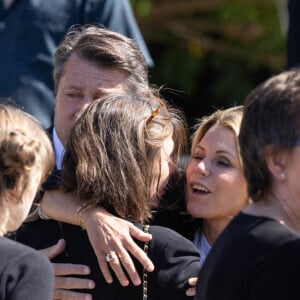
[0,104,54,202]
[191,106,243,163]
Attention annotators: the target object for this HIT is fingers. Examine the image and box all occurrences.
[52,263,91,276]
[111,238,152,285]
[95,250,131,287]
[186,287,196,297]
[83,208,154,286]
[188,277,198,286]
[55,276,95,290]
[53,289,92,300]
[129,224,152,243]
[101,229,154,286]
[39,239,66,259]
[186,277,198,297]
[127,224,154,272]
[105,251,130,287]
[113,246,140,286]
[52,263,95,300]
[98,224,154,286]
[96,253,114,284]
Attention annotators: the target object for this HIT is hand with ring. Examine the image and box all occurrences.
[82,207,154,286]
[40,191,154,286]
[105,251,118,263]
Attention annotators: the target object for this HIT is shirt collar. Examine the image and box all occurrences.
[52,127,65,170]
[194,228,212,267]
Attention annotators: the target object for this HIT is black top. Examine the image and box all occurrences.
[16,220,200,300]
[14,127,201,299]
[0,236,54,300]
[196,212,300,300]
[287,0,300,68]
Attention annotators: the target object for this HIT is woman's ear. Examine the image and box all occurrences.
[264,145,287,180]
[5,187,19,203]
[4,176,24,203]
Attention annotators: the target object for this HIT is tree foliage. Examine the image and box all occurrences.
[131,0,286,127]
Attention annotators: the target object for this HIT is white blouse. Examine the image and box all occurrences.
[194,229,212,267]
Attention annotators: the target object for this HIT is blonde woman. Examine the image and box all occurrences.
[186,106,248,266]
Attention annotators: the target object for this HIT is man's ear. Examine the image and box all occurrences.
[264,145,288,180]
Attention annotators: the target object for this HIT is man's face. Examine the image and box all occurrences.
[54,53,127,146]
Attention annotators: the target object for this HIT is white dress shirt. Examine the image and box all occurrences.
[52,127,65,170]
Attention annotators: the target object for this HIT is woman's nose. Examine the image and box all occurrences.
[197,159,210,176]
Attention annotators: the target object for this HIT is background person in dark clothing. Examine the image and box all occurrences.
[0,0,153,128]
[287,0,300,68]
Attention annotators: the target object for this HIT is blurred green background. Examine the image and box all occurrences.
[131,0,287,129]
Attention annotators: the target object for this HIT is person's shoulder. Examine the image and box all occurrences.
[244,213,300,246]
[15,219,62,250]
[0,236,33,255]
[146,225,200,292]
[148,224,199,254]
[149,224,189,240]
[0,237,51,268]
[0,238,54,300]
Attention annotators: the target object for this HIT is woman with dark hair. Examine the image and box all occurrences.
[60,93,200,299]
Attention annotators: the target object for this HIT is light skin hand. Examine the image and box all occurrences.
[186,277,198,297]
[40,239,95,300]
[41,191,154,286]
[82,208,154,286]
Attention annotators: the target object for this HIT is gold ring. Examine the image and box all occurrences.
[105,251,117,263]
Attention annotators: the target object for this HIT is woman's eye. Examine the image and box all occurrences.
[193,154,204,160]
[216,159,230,167]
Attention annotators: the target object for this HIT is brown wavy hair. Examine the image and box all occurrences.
[62,93,187,222]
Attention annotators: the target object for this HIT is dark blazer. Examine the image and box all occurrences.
[17,218,200,300]
[15,126,201,299]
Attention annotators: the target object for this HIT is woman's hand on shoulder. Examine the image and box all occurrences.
[82,207,154,286]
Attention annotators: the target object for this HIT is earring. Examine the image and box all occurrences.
[280,173,286,179]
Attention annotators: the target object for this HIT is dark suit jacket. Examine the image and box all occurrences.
[16,218,200,300]
[15,126,201,299]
